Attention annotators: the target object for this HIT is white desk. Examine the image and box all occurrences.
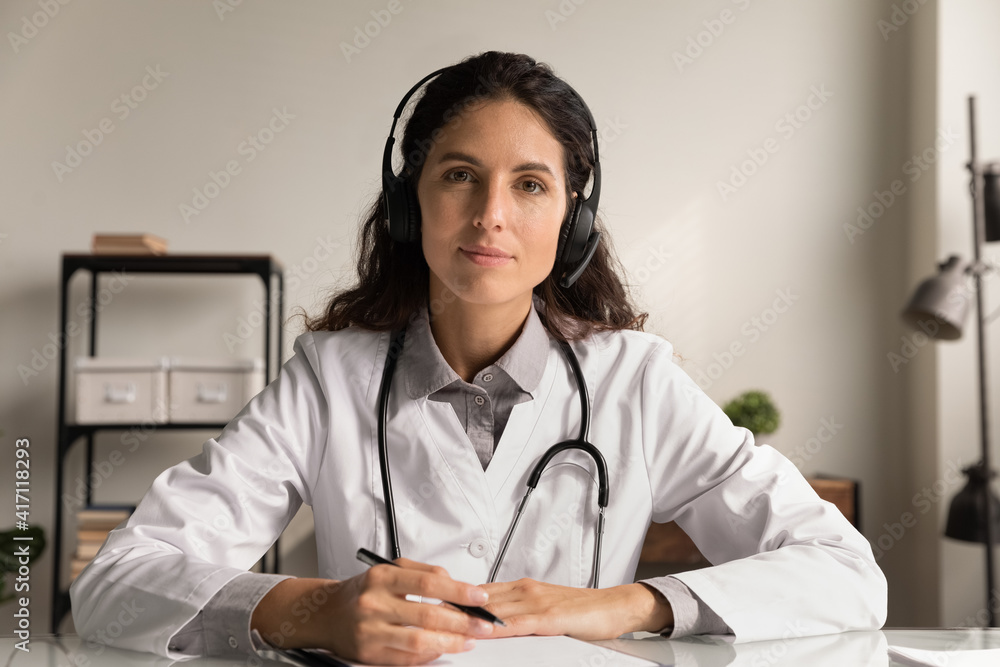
[2,629,1000,666]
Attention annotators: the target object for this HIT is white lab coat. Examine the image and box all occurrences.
[70,320,887,659]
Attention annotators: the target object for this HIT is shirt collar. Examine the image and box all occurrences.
[401,298,550,400]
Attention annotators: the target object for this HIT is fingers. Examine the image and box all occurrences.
[350,585,491,665]
[393,557,445,572]
[478,577,537,613]
[387,596,495,638]
[359,564,495,640]
[380,624,477,655]
[340,560,501,664]
[350,624,476,665]
[478,580,513,598]
[410,602,495,637]
[368,561,490,609]
[305,567,496,665]
[476,578,584,638]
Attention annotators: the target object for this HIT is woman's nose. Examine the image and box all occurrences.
[473,180,508,231]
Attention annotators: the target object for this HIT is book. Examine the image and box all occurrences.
[77,505,134,529]
[70,557,91,581]
[76,529,113,542]
[74,541,103,559]
[92,233,168,255]
[71,509,127,580]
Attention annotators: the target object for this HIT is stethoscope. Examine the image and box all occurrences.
[376,327,609,588]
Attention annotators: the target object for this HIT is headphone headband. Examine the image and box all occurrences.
[382,59,603,287]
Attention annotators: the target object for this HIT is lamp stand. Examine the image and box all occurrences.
[967,94,998,626]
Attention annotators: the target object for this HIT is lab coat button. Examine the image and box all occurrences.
[468,538,488,558]
[474,395,485,406]
[228,636,238,649]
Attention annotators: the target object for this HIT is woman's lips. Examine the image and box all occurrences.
[460,246,512,266]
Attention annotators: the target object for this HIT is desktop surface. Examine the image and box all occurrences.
[2,629,999,666]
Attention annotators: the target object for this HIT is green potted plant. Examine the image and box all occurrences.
[723,389,781,436]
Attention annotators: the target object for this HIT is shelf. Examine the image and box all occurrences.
[63,253,283,276]
[52,253,284,634]
[59,423,233,456]
[66,422,231,432]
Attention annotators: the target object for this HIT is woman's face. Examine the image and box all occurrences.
[416,99,570,311]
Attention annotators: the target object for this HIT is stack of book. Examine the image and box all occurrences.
[91,233,168,255]
[71,505,135,581]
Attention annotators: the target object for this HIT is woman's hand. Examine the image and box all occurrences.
[479,579,674,641]
[251,558,495,665]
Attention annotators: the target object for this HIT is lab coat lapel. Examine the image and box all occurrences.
[404,341,558,550]
[484,341,558,501]
[412,399,499,540]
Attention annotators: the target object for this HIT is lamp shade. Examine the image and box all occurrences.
[985,162,1000,242]
[901,255,971,340]
[945,464,1000,543]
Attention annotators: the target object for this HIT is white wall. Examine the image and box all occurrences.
[0,0,973,634]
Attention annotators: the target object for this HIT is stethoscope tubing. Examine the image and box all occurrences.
[377,329,407,559]
[375,328,609,587]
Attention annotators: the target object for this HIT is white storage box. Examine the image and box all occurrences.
[168,357,264,423]
[74,357,169,424]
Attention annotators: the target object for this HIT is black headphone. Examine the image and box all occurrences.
[381,63,603,288]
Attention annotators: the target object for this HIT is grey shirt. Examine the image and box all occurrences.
[167,305,730,658]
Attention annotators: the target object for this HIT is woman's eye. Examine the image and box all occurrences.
[447,170,472,182]
[521,180,544,193]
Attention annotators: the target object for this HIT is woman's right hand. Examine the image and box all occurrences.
[250,558,495,665]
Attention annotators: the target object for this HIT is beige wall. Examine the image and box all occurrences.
[0,0,988,634]
[901,0,942,630]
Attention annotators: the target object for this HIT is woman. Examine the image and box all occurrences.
[71,52,887,665]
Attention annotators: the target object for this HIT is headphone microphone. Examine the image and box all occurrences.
[381,63,602,288]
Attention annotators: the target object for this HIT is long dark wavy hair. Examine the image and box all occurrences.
[307,51,647,341]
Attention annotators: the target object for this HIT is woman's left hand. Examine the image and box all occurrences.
[477,579,673,640]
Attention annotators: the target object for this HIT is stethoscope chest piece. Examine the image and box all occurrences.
[488,437,609,588]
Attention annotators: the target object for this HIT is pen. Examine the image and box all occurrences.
[356,547,506,627]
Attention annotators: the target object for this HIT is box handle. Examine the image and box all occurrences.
[197,383,229,403]
[104,382,136,404]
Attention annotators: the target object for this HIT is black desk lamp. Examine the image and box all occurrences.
[902,95,1000,627]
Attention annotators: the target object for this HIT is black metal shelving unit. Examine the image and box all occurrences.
[51,254,284,633]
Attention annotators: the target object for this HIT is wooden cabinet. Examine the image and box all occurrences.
[638,477,860,568]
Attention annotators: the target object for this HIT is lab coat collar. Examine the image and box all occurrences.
[401,297,550,401]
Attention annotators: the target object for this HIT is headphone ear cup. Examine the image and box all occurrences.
[557,200,581,264]
[385,176,421,243]
[384,175,408,242]
[403,179,421,242]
